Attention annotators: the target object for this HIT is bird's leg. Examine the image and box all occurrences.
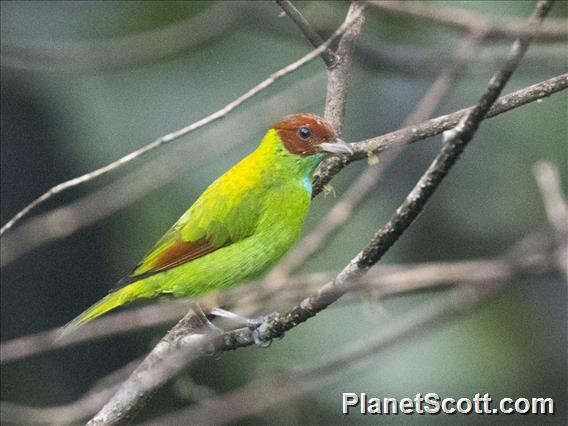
[190,303,223,335]
[210,307,270,347]
[210,307,264,327]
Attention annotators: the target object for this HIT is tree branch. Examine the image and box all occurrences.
[533,161,568,279]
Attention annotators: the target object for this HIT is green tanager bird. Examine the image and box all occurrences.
[64,113,352,332]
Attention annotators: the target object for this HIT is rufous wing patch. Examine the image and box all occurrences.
[149,238,219,271]
[112,237,228,291]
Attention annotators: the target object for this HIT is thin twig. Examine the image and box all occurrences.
[369,0,567,42]
[533,161,568,279]
[0,10,362,237]
[0,3,243,74]
[276,0,339,67]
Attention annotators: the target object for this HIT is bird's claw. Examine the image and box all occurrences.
[247,315,271,348]
[251,327,272,348]
[210,308,272,347]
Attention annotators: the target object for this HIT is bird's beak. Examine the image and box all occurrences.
[318,138,353,155]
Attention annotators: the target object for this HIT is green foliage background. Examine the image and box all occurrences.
[1,1,566,424]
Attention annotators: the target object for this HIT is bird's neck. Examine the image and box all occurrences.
[252,129,322,188]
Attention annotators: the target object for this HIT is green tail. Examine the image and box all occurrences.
[60,281,148,337]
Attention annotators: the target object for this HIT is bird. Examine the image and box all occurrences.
[63,113,352,333]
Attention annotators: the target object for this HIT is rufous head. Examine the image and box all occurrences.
[273,113,352,156]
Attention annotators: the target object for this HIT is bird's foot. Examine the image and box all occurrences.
[251,328,271,348]
[210,308,271,348]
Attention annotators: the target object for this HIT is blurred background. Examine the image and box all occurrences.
[1,1,566,424]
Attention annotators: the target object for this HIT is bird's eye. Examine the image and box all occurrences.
[298,126,311,140]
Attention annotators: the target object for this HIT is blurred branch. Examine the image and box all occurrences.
[276,0,339,67]
[533,161,568,238]
[1,357,142,425]
[354,42,568,77]
[269,29,486,282]
[533,161,568,278]
[312,72,568,195]
[0,2,243,74]
[83,2,554,424]
[369,0,568,42]
[0,9,362,237]
[3,254,547,364]
[1,388,120,426]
